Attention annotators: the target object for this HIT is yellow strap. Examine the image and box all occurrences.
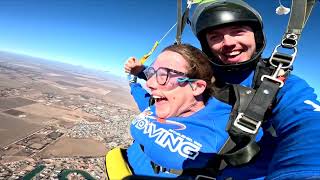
[139,41,159,64]
[105,147,132,180]
[138,21,176,65]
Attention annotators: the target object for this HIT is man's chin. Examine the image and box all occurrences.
[222,57,245,64]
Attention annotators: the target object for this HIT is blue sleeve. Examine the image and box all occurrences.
[130,83,151,112]
[266,74,320,179]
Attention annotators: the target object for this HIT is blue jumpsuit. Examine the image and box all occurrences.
[127,70,320,179]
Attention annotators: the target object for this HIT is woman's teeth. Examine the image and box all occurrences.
[153,95,166,102]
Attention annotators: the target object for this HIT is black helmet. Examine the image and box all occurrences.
[191,0,266,72]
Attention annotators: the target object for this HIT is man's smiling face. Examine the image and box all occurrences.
[206,25,256,64]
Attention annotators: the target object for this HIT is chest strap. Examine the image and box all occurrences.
[151,161,183,175]
[221,78,281,167]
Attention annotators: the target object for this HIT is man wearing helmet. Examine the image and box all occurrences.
[125,0,320,179]
[190,0,268,88]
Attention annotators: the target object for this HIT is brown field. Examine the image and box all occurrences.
[0,113,42,147]
[0,97,35,111]
[39,137,108,158]
[55,80,83,88]
[16,103,99,122]
[77,87,111,96]
[103,90,137,110]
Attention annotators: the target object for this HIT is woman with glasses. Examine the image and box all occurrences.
[112,44,231,178]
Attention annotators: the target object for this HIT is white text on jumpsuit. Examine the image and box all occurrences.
[132,113,202,160]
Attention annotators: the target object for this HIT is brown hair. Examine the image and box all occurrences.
[162,44,214,102]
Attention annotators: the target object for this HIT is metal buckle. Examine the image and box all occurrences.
[269,44,297,69]
[195,175,216,180]
[159,165,166,173]
[233,113,261,134]
[282,33,298,48]
[261,75,284,88]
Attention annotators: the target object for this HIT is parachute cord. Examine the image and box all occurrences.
[140,0,193,64]
[159,22,177,44]
[139,22,177,64]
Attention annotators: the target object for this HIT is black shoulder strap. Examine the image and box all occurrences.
[210,80,237,105]
[252,59,275,88]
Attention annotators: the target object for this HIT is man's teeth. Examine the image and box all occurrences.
[225,51,241,56]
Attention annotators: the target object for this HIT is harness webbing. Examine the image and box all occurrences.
[175,0,193,44]
[283,0,316,47]
[176,0,183,44]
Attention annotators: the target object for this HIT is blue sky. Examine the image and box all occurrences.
[0,0,319,98]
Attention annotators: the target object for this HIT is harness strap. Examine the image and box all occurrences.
[210,81,236,106]
[222,85,261,166]
[222,140,260,167]
[242,80,280,125]
[176,0,183,44]
[252,59,275,88]
[151,161,183,175]
[175,0,192,44]
[283,0,316,48]
[216,63,283,168]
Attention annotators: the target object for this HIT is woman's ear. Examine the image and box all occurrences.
[191,80,207,96]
